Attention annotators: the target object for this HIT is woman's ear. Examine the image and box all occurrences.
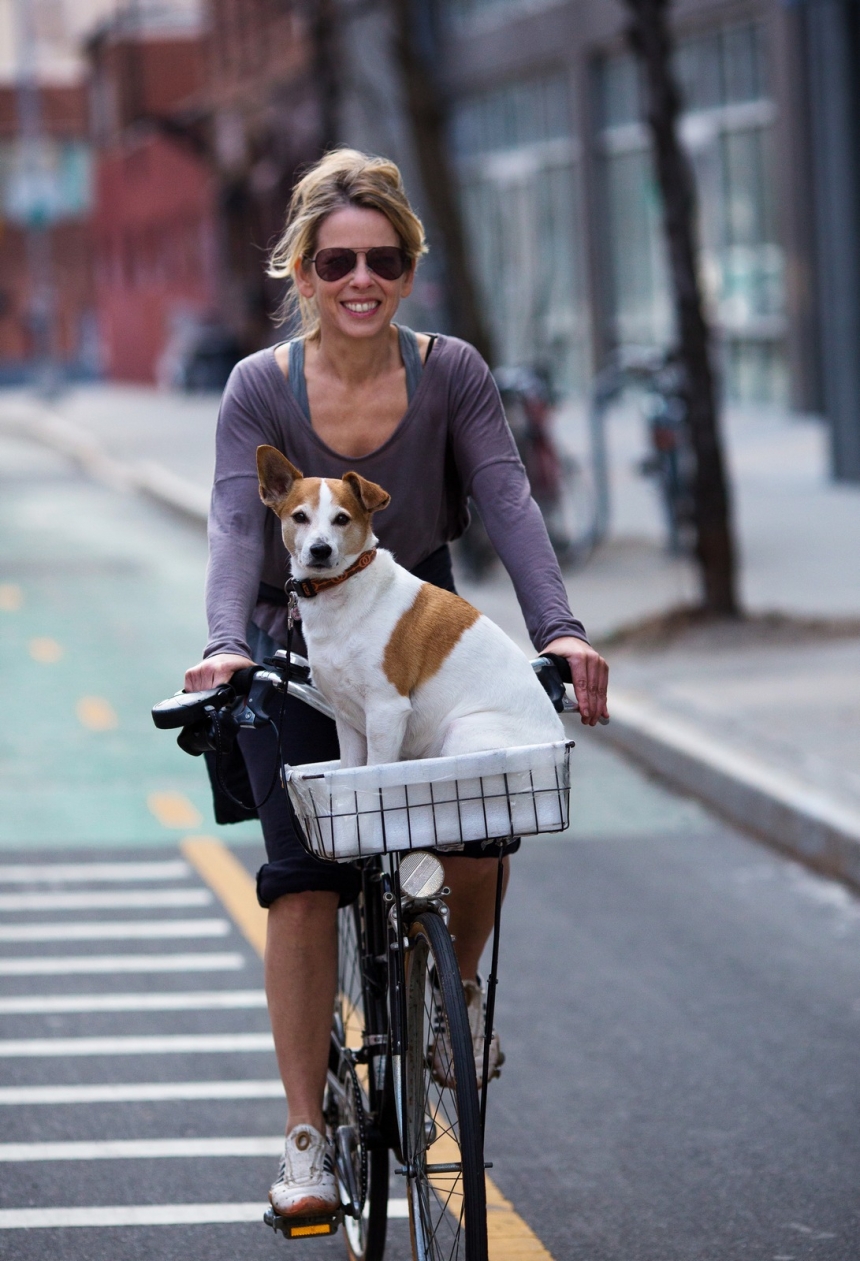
[400,259,416,301]
[294,256,315,300]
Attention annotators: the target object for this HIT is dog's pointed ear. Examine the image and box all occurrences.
[257,446,303,510]
[342,472,391,514]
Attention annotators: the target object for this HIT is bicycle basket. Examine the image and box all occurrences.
[285,739,574,862]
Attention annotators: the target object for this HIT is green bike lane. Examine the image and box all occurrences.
[0,434,261,849]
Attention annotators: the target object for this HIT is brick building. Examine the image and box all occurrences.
[87,8,218,383]
[0,83,96,381]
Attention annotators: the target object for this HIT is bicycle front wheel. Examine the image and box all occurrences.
[330,898,389,1261]
[403,910,487,1261]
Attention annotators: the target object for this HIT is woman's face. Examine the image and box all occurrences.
[295,205,414,341]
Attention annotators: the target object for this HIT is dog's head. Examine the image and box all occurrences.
[256,445,391,576]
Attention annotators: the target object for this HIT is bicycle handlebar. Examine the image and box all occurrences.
[151,648,606,753]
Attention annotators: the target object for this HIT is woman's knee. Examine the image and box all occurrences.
[268,887,340,931]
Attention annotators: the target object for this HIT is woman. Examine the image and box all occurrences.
[185,149,609,1217]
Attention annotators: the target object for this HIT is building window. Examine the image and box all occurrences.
[452,74,589,395]
[595,22,786,405]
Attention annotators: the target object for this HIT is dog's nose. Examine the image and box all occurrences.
[309,542,333,561]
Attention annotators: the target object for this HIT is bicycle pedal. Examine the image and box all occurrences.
[263,1207,343,1239]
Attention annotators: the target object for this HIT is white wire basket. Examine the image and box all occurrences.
[285,740,574,862]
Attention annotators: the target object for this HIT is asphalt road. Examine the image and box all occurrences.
[1,433,859,1260]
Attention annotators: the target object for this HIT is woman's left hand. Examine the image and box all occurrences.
[541,636,609,726]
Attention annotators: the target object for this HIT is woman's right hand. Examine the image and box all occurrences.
[184,653,257,692]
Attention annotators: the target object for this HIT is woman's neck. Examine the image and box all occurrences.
[308,323,400,387]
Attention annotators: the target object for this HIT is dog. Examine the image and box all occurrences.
[256,445,565,768]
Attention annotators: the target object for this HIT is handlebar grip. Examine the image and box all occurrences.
[542,652,572,685]
[151,686,230,730]
[229,666,259,696]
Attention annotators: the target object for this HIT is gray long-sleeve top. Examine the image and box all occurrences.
[204,334,588,659]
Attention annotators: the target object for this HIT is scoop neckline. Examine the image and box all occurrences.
[267,329,441,464]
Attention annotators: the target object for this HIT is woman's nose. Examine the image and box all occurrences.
[351,254,374,286]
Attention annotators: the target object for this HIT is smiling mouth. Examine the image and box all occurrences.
[342,300,380,314]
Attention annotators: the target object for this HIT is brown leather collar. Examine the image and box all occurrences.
[286,548,377,600]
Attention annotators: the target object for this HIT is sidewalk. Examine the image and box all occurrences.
[2,382,860,885]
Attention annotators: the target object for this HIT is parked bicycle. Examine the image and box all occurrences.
[153,648,588,1260]
[589,349,696,555]
[457,367,598,579]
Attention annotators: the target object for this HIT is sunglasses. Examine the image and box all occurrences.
[308,246,410,283]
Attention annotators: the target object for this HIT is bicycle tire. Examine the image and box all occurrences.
[329,899,389,1261]
[403,910,488,1261]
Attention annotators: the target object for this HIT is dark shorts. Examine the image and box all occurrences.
[243,544,520,908]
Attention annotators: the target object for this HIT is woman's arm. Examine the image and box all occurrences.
[201,359,276,663]
[447,341,609,724]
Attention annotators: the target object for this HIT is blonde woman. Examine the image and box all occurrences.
[184,149,609,1217]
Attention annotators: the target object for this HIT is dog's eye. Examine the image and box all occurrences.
[292,511,308,524]
[333,513,350,526]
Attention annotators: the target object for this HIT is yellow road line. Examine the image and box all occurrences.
[28,637,63,663]
[76,697,118,731]
[485,1177,555,1259]
[0,584,22,611]
[181,837,267,956]
[147,793,203,830]
[190,836,554,1260]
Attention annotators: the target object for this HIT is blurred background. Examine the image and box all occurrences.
[0,0,855,441]
[1,5,860,1254]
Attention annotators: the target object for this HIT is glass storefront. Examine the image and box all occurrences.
[451,75,590,395]
[595,22,787,404]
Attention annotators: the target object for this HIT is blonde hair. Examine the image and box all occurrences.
[267,148,428,335]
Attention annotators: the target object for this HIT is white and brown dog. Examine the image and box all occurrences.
[257,445,564,768]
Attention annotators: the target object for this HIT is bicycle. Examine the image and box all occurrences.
[457,367,598,580]
[497,366,598,569]
[588,349,696,555]
[153,648,587,1260]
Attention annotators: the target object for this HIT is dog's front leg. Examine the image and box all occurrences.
[365,699,412,766]
[335,718,368,769]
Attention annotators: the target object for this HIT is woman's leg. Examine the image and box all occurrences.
[265,889,340,1133]
[441,853,510,981]
[237,686,354,1136]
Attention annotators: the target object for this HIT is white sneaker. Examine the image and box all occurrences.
[269,1123,339,1218]
[429,976,504,1090]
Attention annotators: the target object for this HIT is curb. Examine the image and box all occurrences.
[0,403,209,526]
[604,692,860,890]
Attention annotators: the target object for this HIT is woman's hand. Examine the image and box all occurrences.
[541,636,609,726]
[184,653,256,693]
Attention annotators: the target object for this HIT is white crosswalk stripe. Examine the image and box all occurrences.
[0,889,213,911]
[0,1080,283,1105]
[0,989,266,1014]
[0,1201,411,1229]
[0,952,246,974]
[0,861,192,883]
[0,1033,275,1057]
[0,852,399,1245]
[0,918,230,942]
[0,1137,284,1161]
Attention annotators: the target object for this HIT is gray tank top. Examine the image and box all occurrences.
[287,325,424,422]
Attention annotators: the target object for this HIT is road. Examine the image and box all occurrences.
[1,431,859,1260]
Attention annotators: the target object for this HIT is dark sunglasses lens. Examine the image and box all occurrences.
[314,249,356,281]
[366,248,407,280]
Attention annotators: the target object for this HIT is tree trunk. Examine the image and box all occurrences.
[310,0,341,155]
[624,0,739,615]
[388,0,494,363]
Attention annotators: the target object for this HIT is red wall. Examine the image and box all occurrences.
[94,133,216,383]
